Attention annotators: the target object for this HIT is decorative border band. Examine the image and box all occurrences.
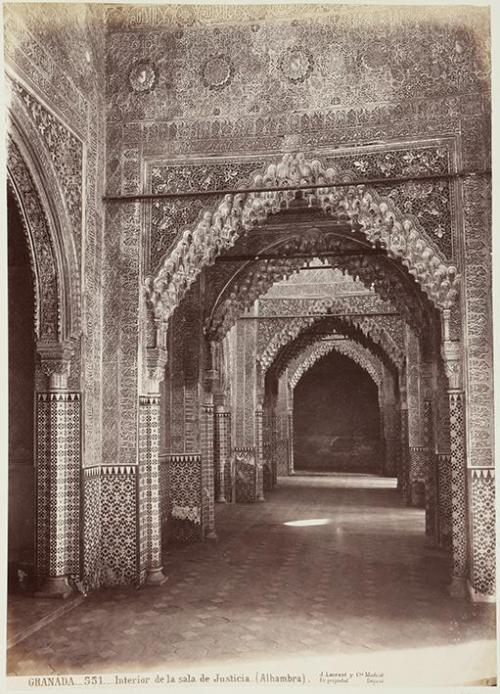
[37,392,81,402]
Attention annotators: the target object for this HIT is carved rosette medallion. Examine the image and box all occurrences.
[279,46,314,84]
[201,55,234,91]
[129,60,158,93]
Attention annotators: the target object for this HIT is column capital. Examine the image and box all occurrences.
[37,339,76,390]
[441,340,463,390]
[146,347,168,393]
[203,368,219,392]
[421,361,436,399]
[400,380,408,408]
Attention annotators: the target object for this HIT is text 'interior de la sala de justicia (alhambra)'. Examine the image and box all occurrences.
[4,2,496,683]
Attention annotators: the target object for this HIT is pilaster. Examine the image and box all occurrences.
[201,369,217,539]
[138,346,168,586]
[35,340,80,599]
[441,328,468,598]
[215,406,231,503]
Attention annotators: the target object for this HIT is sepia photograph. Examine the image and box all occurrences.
[1,0,496,690]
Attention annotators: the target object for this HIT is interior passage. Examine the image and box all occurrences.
[7,475,495,685]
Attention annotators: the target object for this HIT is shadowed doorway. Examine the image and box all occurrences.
[8,189,36,586]
[293,350,382,473]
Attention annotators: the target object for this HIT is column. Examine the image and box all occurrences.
[406,328,426,507]
[255,404,265,501]
[35,341,80,599]
[422,362,438,542]
[271,409,278,486]
[380,373,398,478]
[287,405,294,475]
[262,406,272,492]
[378,391,387,476]
[423,399,438,541]
[441,328,468,598]
[201,369,217,540]
[139,346,168,586]
[399,375,410,504]
[215,406,231,503]
[436,453,452,548]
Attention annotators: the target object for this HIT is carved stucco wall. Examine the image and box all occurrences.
[105,2,490,290]
[5,3,107,587]
[105,4,489,160]
[104,0,491,472]
[5,3,107,472]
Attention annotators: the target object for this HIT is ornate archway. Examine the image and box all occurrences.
[146,152,467,599]
[7,110,82,598]
[258,317,400,477]
[205,231,436,341]
[145,152,460,329]
[260,311,404,375]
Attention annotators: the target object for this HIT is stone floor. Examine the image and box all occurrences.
[7,593,83,648]
[6,474,496,686]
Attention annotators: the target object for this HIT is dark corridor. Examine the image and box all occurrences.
[293,350,382,473]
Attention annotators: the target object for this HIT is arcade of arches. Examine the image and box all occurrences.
[5,2,495,680]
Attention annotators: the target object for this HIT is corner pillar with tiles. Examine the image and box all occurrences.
[201,367,218,540]
[380,371,399,478]
[35,340,80,599]
[287,406,294,475]
[138,346,168,586]
[214,405,231,503]
[255,404,265,501]
[398,372,410,503]
[441,332,468,598]
[421,362,438,542]
[406,327,426,508]
[461,176,495,601]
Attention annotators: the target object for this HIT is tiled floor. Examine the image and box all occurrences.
[7,474,496,686]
